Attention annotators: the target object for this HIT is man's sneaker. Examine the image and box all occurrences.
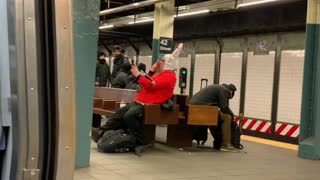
[221,144,237,151]
[91,128,104,143]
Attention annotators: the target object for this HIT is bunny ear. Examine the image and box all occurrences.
[172,43,184,58]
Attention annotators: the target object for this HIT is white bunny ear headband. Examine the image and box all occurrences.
[162,43,184,71]
[172,43,184,58]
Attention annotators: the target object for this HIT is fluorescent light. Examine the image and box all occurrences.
[237,0,279,7]
[128,18,154,25]
[99,24,114,29]
[174,10,210,17]
[127,10,210,25]
[133,3,139,6]
[178,6,189,11]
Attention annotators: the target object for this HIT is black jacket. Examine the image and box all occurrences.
[111,62,132,89]
[95,60,111,87]
[111,72,130,89]
[189,84,235,117]
[111,54,129,80]
[125,75,140,90]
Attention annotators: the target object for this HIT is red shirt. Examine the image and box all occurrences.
[134,70,176,104]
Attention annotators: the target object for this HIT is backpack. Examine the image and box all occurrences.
[97,129,136,153]
[231,121,244,149]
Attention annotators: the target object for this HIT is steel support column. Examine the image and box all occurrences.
[73,0,101,168]
[298,0,320,160]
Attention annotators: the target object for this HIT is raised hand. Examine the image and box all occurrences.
[150,60,161,72]
[131,64,140,77]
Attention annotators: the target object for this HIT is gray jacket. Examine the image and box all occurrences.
[189,84,235,117]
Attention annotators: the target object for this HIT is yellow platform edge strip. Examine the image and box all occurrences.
[242,135,298,151]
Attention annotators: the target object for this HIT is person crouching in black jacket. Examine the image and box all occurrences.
[111,62,132,89]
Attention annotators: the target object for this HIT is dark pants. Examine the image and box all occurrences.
[92,114,102,128]
[100,102,146,145]
[209,121,222,149]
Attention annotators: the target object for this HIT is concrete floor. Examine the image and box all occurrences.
[75,127,320,180]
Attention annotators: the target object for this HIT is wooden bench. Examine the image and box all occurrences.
[92,87,179,144]
[93,97,179,125]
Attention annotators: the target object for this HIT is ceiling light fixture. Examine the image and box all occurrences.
[99,24,114,29]
[128,18,154,25]
[127,10,210,25]
[175,10,210,17]
[237,0,279,7]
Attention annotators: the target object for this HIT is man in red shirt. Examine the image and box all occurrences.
[92,44,183,154]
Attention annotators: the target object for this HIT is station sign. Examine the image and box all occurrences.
[159,37,173,54]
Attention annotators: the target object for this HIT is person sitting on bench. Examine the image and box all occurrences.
[92,43,184,154]
[189,83,237,151]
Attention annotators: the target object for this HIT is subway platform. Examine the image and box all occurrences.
[75,127,320,180]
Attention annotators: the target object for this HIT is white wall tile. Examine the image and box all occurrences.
[193,54,215,95]
[220,53,243,116]
[277,50,304,124]
[245,51,275,120]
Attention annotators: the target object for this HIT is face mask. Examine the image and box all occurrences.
[98,59,105,63]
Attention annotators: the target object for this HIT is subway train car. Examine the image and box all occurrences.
[1,0,75,179]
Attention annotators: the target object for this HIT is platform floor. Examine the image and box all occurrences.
[75,127,320,180]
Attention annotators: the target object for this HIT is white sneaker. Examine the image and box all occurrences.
[221,144,237,151]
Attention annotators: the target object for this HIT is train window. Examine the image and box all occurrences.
[277,50,304,124]
[193,54,215,95]
[220,52,243,116]
[245,51,275,121]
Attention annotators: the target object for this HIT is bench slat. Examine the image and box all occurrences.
[103,100,118,111]
[93,108,115,116]
[93,98,103,108]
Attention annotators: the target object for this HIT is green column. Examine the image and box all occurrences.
[73,0,101,168]
[298,0,320,160]
[152,0,175,64]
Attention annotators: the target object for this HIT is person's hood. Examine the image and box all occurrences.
[162,43,183,71]
[120,62,132,74]
[222,84,237,92]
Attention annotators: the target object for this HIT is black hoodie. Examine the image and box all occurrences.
[111,62,132,89]
[95,59,111,87]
